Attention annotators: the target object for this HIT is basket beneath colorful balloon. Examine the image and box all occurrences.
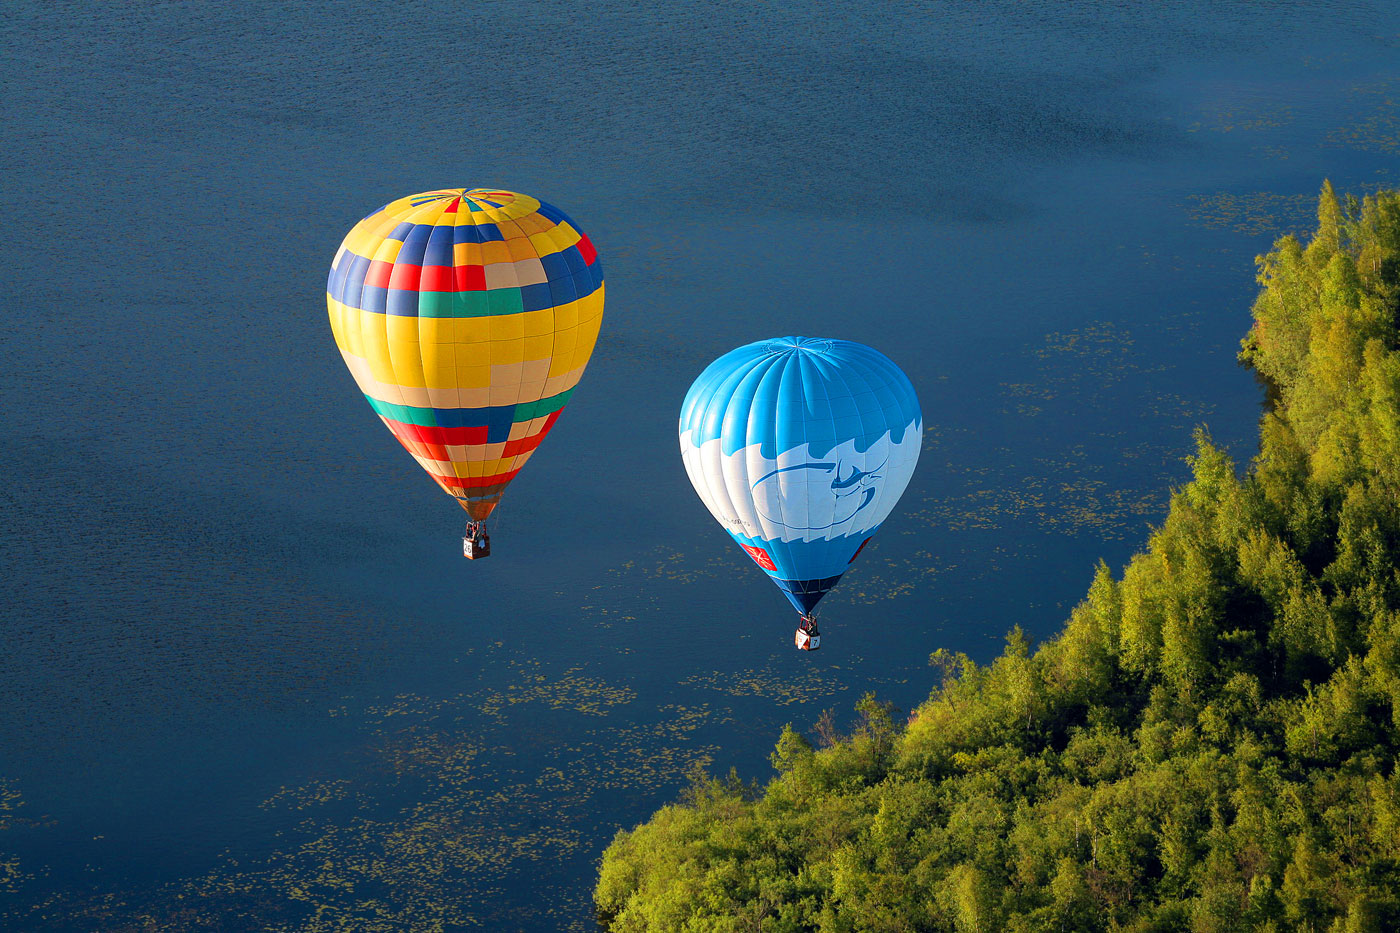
[463,523,491,560]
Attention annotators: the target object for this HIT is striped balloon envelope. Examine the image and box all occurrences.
[679,337,921,618]
[327,188,604,522]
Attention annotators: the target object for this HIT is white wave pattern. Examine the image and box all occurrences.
[680,421,921,545]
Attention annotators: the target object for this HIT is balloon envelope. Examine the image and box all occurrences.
[679,337,921,614]
[327,189,604,519]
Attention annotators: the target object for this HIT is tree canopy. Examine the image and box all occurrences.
[594,184,1400,933]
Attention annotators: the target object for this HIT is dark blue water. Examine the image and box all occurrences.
[2,2,1398,928]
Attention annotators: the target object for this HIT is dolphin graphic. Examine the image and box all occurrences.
[750,458,885,531]
[831,462,882,512]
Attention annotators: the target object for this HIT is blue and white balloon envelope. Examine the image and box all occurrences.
[679,337,922,616]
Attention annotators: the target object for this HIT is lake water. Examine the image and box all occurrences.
[2,2,1398,929]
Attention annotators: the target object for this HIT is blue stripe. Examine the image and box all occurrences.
[398,223,433,266]
[475,222,505,242]
[424,223,456,266]
[535,202,567,224]
[540,251,572,279]
[521,282,553,313]
[328,256,604,316]
[679,337,920,460]
[340,254,371,310]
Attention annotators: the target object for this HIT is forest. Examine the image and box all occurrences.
[594,184,1400,932]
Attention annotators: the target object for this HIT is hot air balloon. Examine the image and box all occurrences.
[679,337,921,649]
[327,188,604,557]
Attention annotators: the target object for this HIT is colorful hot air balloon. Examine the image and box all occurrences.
[327,188,604,552]
[679,337,921,646]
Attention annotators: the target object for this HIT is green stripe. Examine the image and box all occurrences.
[411,289,526,318]
[363,388,575,426]
[364,396,436,426]
[515,388,574,421]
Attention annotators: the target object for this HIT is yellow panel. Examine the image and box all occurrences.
[357,304,383,376]
[456,364,493,389]
[371,238,403,263]
[523,334,553,360]
[327,300,349,352]
[470,191,539,221]
[577,286,605,323]
[552,300,578,330]
[479,241,513,264]
[552,223,581,250]
[513,213,550,235]
[522,308,555,337]
[454,339,491,371]
[547,328,578,376]
[453,242,483,266]
[328,298,364,358]
[361,311,397,385]
[385,315,427,388]
[573,307,603,368]
[417,316,455,347]
[341,224,390,258]
[347,204,420,251]
[506,237,537,261]
[528,227,568,256]
[419,334,456,390]
[488,313,525,341]
[451,316,493,345]
[486,337,526,366]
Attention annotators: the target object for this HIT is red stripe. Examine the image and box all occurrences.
[365,260,394,289]
[418,265,452,291]
[455,264,486,290]
[576,233,597,265]
[443,198,460,213]
[381,263,489,292]
[388,263,422,290]
[383,418,490,448]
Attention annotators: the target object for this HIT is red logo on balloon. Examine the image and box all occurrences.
[741,545,776,571]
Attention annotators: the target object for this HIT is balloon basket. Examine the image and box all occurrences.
[795,628,820,651]
[463,533,491,560]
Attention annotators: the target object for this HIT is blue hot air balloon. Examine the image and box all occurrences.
[679,337,922,648]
